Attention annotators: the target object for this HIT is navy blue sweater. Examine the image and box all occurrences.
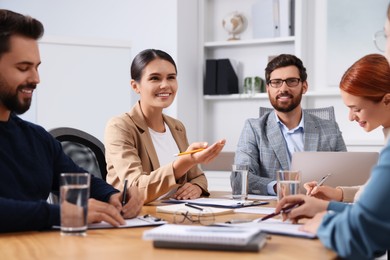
[0,114,118,233]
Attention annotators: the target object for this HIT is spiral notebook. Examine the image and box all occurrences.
[143,224,265,251]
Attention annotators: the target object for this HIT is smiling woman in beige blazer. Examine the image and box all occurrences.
[104,49,225,204]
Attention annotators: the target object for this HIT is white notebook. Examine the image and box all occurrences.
[143,224,263,246]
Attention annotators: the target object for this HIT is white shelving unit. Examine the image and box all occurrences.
[198,0,306,151]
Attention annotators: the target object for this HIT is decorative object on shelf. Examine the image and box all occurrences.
[243,76,265,95]
[222,11,247,41]
[254,76,266,93]
[243,77,252,94]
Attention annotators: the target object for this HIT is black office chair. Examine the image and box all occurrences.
[49,127,107,181]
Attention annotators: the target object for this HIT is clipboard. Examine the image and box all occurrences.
[53,214,167,230]
[88,214,167,229]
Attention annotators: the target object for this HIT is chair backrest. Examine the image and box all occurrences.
[200,152,235,171]
[259,106,336,121]
[49,127,107,180]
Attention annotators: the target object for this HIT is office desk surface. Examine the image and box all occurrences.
[0,192,337,260]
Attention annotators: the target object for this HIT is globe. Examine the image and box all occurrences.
[222,11,247,41]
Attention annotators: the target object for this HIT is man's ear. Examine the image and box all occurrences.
[301,81,308,94]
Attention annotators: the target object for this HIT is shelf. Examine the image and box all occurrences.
[204,36,295,48]
[203,91,340,100]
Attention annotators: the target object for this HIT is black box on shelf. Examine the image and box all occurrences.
[204,59,238,95]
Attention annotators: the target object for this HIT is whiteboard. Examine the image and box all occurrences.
[27,37,135,142]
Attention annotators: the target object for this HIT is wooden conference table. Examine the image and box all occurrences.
[0,192,338,260]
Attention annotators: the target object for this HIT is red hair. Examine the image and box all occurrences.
[339,54,390,103]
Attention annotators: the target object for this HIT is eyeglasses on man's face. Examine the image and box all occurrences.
[267,78,301,88]
[374,29,386,52]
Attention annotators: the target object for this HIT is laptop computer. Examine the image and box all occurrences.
[290,152,379,193]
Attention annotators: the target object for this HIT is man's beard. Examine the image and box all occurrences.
[270,90,303,113]
[0,78,35,115]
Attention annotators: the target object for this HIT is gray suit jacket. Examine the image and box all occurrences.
[233,110,347,195]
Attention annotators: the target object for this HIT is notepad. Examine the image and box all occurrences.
[143,224,264,246]
[156,203,234,216]
[152,231,267,252]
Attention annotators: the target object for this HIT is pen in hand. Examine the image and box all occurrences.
[317,173,332,187]
[121,179,128,207]
[258,201,304,222]
[174,148,205,157]
[308,173,332,196]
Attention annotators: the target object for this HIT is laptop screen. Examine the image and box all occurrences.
[290,152,379,193]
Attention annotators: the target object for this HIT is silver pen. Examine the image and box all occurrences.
[317,173,332,187]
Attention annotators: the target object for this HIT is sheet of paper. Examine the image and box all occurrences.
[234,207,276,215]
[88,215,167,229]
[216,219,316,239]
[156,203,233,216]
[166,198,268,208]
[221,194,277,201]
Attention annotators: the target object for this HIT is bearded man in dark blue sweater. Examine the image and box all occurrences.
[0,9,143,233]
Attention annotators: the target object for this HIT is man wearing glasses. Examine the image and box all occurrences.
[233,54,346,196]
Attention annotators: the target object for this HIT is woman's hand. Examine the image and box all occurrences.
[188,139,226,164]
[172,139,226,179]
[275,194,329,223]
[300,211,327,234]
[173,183,202,200]
[304,181,343,201]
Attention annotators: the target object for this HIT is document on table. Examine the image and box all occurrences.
[165,198,269,208]
[156,203,234,215]
[217,219,316,239]
[221,194,277,201]
[88,215,167,229]
[234,206,276,215]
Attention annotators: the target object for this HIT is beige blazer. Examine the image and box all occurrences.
[105,101,209,203]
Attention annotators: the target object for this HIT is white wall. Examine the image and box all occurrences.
[1,0,386,150]
[0,0,202,142]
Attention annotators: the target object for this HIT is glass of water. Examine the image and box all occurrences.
[276,170,301,201]
[60,173,90,236]
[231,164,249,200]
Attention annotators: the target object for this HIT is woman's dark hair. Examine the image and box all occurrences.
[131,49,177,82]
[340,54,390,103]
[265,54,307,83]
[0,9,44,58]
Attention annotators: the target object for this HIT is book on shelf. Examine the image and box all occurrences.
[143,224,267,252]
[156,203,234,216]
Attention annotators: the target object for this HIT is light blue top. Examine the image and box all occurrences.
[266,113,304,195]
[318,137,390,259]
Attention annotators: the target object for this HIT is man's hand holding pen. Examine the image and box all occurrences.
[120,186,144,219]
